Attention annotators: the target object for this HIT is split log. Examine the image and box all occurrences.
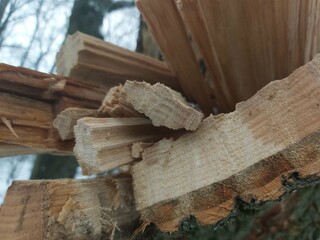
[0,63,106,110]
[132,55,320,232]
[99,85,142,117]
[56,32,178,90]
[135,0,214,114]
[74,117,177,175]
[123,81,204,131]
[53,108,100,140]
[0,175,139,240]
[176,0,320,111]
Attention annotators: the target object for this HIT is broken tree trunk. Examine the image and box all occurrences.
[123,81,204,131]
[74,117,178,175]
[132,54,320,232]
[56,32,179,90]
[53,108,100,140]
[0,63,106,156]
[0,175,139,240]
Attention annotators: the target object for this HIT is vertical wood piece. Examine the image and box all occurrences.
[0,175,139,240]
[56,32,178,89]
[136,0,214,114]
[0,63,107,155]
[132,55,320,232]
[178,0,320,110]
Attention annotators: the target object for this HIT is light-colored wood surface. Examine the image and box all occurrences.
[132,55,320,232]
[137,0,320,112]
[136,0,214,114]
[131,142,153,159]
[0,175,138,240]
[195,0,320,109]
[123,81,204,130]
[99,85,142,117]
[74,117,176,175]
[53,108,99,140]
[56,32,178,89]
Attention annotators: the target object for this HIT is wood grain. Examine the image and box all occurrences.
[0,175,138,240]
[132,54,320,232]
[123,81,204,130]
[56,32,178,89]
[136,0,214,114]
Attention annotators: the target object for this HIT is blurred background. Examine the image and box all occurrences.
[0,0,319,239]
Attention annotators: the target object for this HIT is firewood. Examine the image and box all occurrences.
[99,85,142,117]
[132,55,320,232]
[0,175,139,240]
[74,117,176,175]
[0,63,106,109]
[53,108,100,140]
[135,0,214,114]
[123,81,204,130]
[56,32,178,90]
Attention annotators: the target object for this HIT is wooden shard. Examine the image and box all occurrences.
[56,32,178,89]
[132,55,320,232]
[123,81,204,131]
[136,0,214,114]
[99,85,142,117]
[74,117,176,175]
[53,108,100,140]
[0,175,139,240]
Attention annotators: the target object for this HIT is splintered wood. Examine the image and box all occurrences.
[0,175,139,240]
[56,32,178,89]
[132,55,320,232]
[123,81,204,131]
[53,108,99,140]
[99,85,141,117]
[137,0,320,112]
[0,64,106,156]
[136,0,213,114]
[74,117,175,175]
